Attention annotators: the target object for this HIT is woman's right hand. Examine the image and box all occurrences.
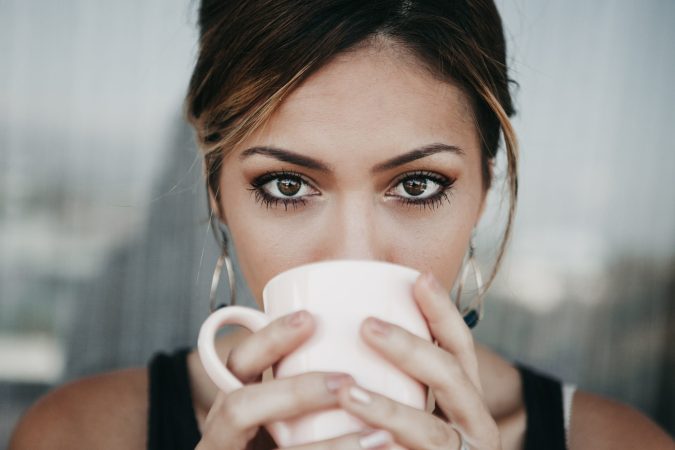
[195,310,356,450]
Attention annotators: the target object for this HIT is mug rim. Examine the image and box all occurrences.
[262,258,421,298]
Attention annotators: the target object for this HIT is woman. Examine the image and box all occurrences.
[9,1,673,449]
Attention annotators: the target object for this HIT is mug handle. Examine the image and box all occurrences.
[197,306,295,446]
[197,306,271,392]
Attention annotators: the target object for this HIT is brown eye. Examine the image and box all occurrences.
[402,178,427,196]
[252,172,318,202]
[277,178,301,196]
[384,171,454,209]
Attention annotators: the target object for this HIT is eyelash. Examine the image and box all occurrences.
[247,170,312,211]
[247,169,455,211]
[388,170,455,210]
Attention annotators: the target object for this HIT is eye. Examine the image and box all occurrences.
[385,171,455,210]
[260,174,313,198]
[388,174,451,200]
[247,170,318,210]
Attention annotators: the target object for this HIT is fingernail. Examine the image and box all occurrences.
[349,386,372,405]
[325,373,354,393]
[359,430,392,449]
[367,317,390,337]
[285,310,306,327]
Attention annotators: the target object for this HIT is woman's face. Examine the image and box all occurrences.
[215,44,488,307]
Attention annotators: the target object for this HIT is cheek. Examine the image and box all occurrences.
[385,177,481,291]
[226,210,311,306]
[387,213,473,292]
[217,171,313,303]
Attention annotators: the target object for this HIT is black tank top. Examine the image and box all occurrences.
[147,347,569,450]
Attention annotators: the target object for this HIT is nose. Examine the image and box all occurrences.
[318,192,384,261]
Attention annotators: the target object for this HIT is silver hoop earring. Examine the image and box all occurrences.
[209,250,236,312]
[454,238,484,328]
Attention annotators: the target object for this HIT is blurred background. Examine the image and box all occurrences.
[1,0,674,445]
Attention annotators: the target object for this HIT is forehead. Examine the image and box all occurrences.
[236,45,478,162]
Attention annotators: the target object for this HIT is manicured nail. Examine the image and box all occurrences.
[325,373,354,393]
[349,386,372,404]
[285,310,306,327]
[367,317,390,336]
[359,430,392,449]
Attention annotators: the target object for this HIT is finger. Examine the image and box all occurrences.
[274,429,395,450]
[202,371,355,445]
[413,272,481,391]
[335,384,460,450]
[227,310,316,383]
[360,317,494,438]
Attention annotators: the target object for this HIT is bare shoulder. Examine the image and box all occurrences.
[569,389,674,450]
[474,342,524,417]
[9,367,148,450]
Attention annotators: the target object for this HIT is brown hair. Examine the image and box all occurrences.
[186,0,518,295]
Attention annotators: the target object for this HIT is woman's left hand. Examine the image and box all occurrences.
[275,272,501,450]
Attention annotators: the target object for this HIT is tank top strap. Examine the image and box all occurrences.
[147,347,202,450]
[562,382,577,444]
[516,363,568,450]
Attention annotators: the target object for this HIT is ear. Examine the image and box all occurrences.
[207,187,225,224]
[204,162,227,225]
[476,158,495,225]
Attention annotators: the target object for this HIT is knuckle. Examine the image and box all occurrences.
[254,323,292,363]
[219,391,249,432]
[379,396,399,420]
[289,378,307,404]
[225,346,249,380]
[456,324,475,350]
[227,321,297,380]
[450,407,471,430]
[427,420,453,448]
[442,352,464,380]
[267,324,292,354]
[290,374,320,406]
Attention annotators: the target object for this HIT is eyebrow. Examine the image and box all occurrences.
[239,146,332,172]
[372,143,465,172]
[239,143,464,173]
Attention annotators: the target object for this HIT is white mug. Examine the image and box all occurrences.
[198,259,431,447]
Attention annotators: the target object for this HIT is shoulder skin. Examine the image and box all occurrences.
[8,368,148,450]
[569,390,675,450]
